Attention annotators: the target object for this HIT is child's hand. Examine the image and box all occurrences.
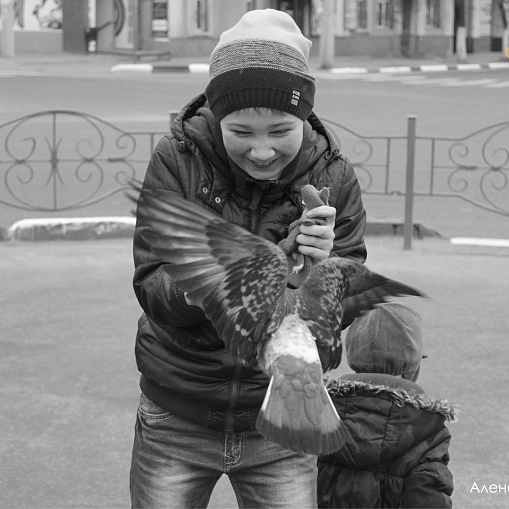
[295,205,336,262]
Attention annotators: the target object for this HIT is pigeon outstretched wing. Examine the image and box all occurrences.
[134,189,289,365]
[340,261,425,326]
[295,257,425,371]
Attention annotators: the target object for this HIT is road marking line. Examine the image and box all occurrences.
[0,70,44,77]
[360,74,423,82]
[329,67,369,74]
[486,81,509,88]
[402,78,461,85]
[314,73,365,79]
[451,238,509,247]
[440,78,498,86]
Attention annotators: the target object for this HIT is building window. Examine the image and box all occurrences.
[426,0,441,28]
[357,0,368,28]
[375,0,394,28]
[344,0,368,30]
[344,0,368,32]
[193,0,210,34]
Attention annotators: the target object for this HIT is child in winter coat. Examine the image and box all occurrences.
[317,302,456,508]
[130,8,367,509]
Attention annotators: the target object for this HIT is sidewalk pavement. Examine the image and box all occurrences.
[1,235,508,509]
[1,48,508,77]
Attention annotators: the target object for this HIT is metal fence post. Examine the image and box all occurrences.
[404,115,417,250]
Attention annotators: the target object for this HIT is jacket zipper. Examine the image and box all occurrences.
[224,357,244,434]
[224,186,264,434]
[248,187,263,233]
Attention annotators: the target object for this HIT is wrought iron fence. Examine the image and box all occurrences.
[0,110,164,212]
[321,115,509,248]
[321,116,509,217]
[1,110,507,249]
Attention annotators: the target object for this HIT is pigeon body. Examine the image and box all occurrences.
[132,187,425,455]
[258,313,343,454]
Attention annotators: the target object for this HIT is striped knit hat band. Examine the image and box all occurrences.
[205,9,315,121]
[208,40,312,81]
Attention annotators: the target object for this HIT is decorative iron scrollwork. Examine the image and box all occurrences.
[422,121,509,216]
[0,110,161,211]
[1,111,507,219]
[321,118,395,195]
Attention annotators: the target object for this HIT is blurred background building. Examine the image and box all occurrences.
[0,0,507,57]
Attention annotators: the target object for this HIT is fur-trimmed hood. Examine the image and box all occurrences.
[320,374,457,468]
[326,375,457,422]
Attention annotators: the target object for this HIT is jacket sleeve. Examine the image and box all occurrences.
[400,426,454,508]
[328,155,367,264]
[133,135,207,330]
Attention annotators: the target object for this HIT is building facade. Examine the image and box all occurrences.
[0,0,507,57]
[166,0,456,57]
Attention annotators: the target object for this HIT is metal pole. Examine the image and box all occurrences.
[456,26,467,63]
[403,115,417,250]
[318,0,335,69]
[133,0,139,64]
[1,0,15,58]
[503,29,509,59]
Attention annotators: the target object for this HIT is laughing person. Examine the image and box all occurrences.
[130,9,366,508]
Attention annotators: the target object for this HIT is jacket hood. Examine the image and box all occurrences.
[170,93,339,200]
[321,375,457,468]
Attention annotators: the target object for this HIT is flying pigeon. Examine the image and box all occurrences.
[131,186,425,455]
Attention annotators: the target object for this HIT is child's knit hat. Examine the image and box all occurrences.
[205,9,316,122]
[345,302,425,381]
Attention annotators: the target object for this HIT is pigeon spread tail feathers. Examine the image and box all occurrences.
[256,314,344,455]
[127,183,426,456]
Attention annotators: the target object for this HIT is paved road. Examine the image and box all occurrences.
[314,68,509,88]
[1,235,508,508]
[1,65,508,240]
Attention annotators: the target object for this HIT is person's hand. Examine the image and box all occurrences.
[295,205,336,262]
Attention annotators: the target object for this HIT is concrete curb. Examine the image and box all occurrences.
[4,217,509,247]
[6,217,136,241]
[110,61,509,75]
[4,216,441,242]
[329,62,509,74]
[110,63,210,73]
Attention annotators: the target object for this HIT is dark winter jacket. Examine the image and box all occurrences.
[318,373,456,508]
[132,93,367,433]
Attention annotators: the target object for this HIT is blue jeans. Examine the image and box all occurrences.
[130,393,318,508]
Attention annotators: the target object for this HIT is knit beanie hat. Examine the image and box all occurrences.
[345,302,425,381]
[205,9,316,122]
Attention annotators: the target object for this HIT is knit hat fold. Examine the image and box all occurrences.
[205,9,315,121]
